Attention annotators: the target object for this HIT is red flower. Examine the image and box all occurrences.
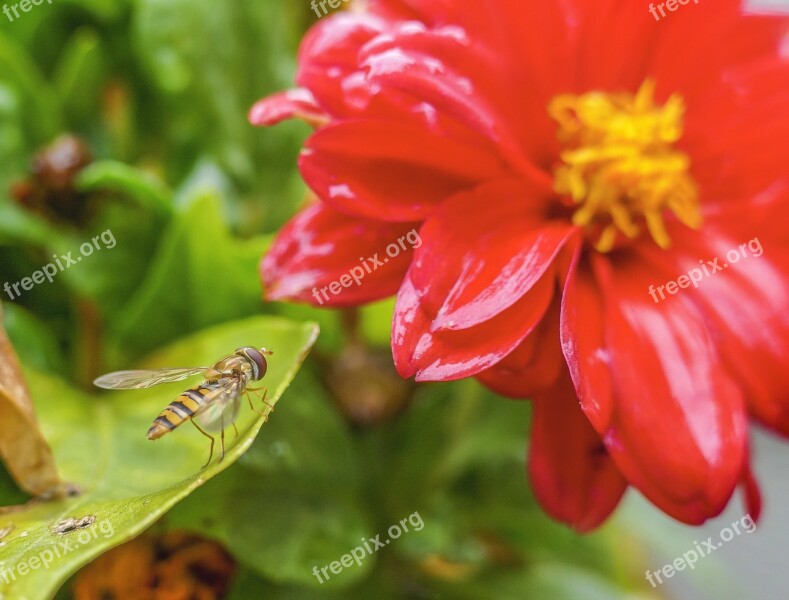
[252,0,789,530]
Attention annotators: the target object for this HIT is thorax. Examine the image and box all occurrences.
[204,355,253,382]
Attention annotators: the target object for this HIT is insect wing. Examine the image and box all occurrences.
[193,380,243,433]
[93,367,209,390]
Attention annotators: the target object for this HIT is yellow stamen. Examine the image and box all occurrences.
[549,79,701,251]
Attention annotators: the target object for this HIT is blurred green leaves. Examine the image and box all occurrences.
[131,0,309,224]
[0,0,312,380]
[0,0,309,233]
[0,33,60,191]
[108,165,271,358]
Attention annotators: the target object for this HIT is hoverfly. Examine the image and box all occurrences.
[94,347,273,467]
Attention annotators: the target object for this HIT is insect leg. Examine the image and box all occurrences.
[246,392,265,415]
[249,387,273,412]
[232,422,239,438]
[191,420,215,468]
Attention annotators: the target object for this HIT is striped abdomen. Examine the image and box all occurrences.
[147,382,217,440]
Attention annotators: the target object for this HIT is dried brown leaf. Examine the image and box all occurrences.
[0,301,61,497]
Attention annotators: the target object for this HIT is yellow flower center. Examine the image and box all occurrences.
[549,80,700,252]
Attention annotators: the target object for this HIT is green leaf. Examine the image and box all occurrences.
[2,303,66,377]
[53,28,107,127]
[0,32,61,190]
[0,33,60,142]
[0,201,63,247]
[0,315,318,599]
[382,380,531,505]
[76,161,172,217]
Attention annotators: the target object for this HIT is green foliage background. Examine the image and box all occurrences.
[0,1,659,598]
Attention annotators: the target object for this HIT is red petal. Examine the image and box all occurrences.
[248,89,326,127]
[262,202,419,306]
[651,1,787,101]
[559,247,613,431]
[431,222,574,330]
[358,42,545,180]
[390,181,576,382]
[633,224,789,436]
[368,0,462,24]
[740,461,762,524]
[296,12,388,117]
[528,371,628,533]
[299,120,507,221]
[562,254,748,524]
[476,298,565,398]
[393,266,554,382]
[366,1,577,168]
[404,179,569,330]
[687,60,789,211]
[574,0,661,92]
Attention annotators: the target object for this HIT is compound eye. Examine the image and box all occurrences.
[245,348,267,380]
